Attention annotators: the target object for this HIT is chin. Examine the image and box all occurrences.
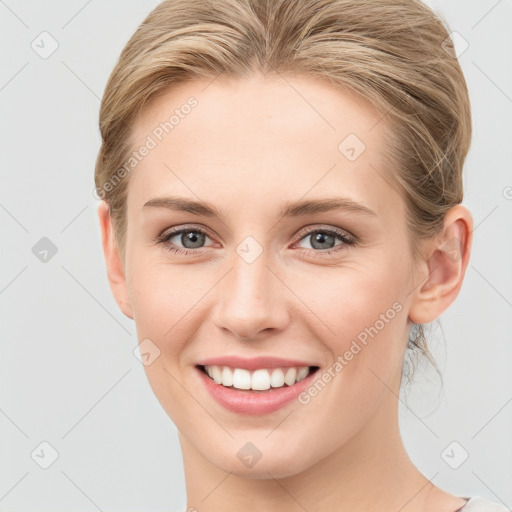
[202,440,320,480]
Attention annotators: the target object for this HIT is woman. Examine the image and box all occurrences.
[95,0,509,510]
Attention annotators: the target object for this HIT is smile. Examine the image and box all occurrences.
[195,360,321,415]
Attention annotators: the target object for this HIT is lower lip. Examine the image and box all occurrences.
[196,366,318,415]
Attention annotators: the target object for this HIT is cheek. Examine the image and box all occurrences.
[302,258,407,344]
[125,257,205,418]
[300,303,408,448]
[304,260,409,390]
[330,301,407,387]
[126,250,206,338]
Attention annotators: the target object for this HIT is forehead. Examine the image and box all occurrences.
[127,75,401,219]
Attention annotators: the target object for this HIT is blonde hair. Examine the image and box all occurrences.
[94,0,472,374]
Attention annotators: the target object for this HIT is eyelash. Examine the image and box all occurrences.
[154,224,356,257]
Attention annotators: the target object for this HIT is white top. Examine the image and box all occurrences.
[173,496,510,512]
[457,496,510,511]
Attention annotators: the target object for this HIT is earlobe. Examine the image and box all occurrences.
[408,205,473,325]
[97,201,134,320]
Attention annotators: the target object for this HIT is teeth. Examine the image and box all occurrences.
[251,369,271,390]
[232,368,251,389]
[203,365,313,390]
[221,366,233,387]
[284,367,297,386]
[296,367,309,382]
[212,366,222,384]
[270,368,285,388]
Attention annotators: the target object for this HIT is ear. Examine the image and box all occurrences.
[408,204,473,325]
[97,201,134,319]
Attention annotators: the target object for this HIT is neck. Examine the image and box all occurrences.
[179,385,435,512]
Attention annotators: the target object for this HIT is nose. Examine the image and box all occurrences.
[212,249,290,341]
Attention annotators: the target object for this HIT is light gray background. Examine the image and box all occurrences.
[1,0,511,510]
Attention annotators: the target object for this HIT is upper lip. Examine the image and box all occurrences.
[196,355,319,370]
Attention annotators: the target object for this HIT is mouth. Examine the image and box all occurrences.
[196,364,321,393]
[194,355,323,414]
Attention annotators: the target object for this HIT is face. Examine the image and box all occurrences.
[110,74,422,477]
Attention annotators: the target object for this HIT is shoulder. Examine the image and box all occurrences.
[459,496,510,512]
[173,499,510,512]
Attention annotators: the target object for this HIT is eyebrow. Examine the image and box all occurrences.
[142,196,377,218]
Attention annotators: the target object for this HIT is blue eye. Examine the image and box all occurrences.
[155,225,355,256]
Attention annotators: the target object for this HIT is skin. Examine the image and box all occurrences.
[98,74,473,512]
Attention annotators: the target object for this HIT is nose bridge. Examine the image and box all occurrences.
[213,239,288,339]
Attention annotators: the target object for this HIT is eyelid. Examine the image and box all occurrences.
[157,224,216,242]
[293,224,355,244]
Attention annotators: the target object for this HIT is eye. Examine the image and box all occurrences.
[155,225,356,256]
[155,226,215,255]
[294,226,355,254]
